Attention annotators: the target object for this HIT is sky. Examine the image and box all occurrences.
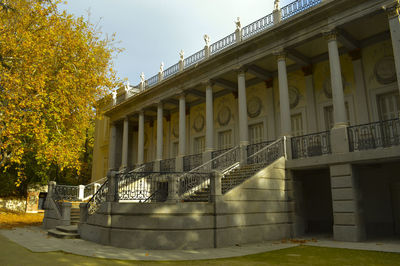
[63,0,293,85]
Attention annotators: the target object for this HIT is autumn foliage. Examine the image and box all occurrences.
[0,0,120,190]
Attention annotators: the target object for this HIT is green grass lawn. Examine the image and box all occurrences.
[0,233,399,266]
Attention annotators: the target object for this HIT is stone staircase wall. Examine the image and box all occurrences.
[215,157,293,247]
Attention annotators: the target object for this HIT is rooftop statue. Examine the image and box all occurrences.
[203,34,210,47]
[235,17,241,30]
[124,80,130,91]
[274,0,280,10]
[160,62,164,73]
[179,49,184,60]
[140,72,145,83]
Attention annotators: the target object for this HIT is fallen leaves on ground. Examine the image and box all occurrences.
[0,209,43,229]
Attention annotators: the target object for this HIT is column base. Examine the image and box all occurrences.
[330,125,349,154]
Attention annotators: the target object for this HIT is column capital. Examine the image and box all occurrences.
[323,29,338,41]
[274,50,287,61]
[202,80,215,87]
[233,65,247,74]
[301,65,313,76]
[383,2,400,19]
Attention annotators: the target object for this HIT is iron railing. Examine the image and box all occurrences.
[348,118,400,152]
[210,32,236,55]
[247,140,274,158]
[212,146,240,170]
[281,0,321,20]
[242,13,274,39]
[87,180,108,215]
[291,131,331,159]
[183,153,202,172]
[178,172,212,200]
[163,63,180,79]
[184,49,205,68]
[247,138,285,164]
[117,172,170,202]
[160,158,176,172]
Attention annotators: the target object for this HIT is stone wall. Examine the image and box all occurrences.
[0,198,26,213]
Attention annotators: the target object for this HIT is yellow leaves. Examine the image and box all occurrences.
[0,0,122,181]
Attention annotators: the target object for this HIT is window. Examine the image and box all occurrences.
[291,114,304,136]
[194,136,205,154]
[324,103,350,130]
[218,130,232,150]
[249,123,263,144]
[378,91,399,120]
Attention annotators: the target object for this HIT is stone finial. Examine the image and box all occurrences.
[124,80,130,92]
[160,62,164,73]
[112,90,117,104]
[179,49,184,60]
[204,34,210,47]
[235,17,241,30]
[274,0,280,10]
[140,72,145,83]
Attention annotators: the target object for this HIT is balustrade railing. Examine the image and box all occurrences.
[242,13,274,40]
[348,118,400,152]
[87,180,108,215]
[84,184,95,199]
[246,140,274,158]
[247,138,285,164]
[210,32,236,55]
[281,0,321,20]
[184,49,205,68]
[163,63,180,79]
[178,172,212,200]
[146,74,159,87]
[118,172,170,202]
[291,131,331,159]
[54,185,79,202]
[160,158,176,172]
[183,153,202,172]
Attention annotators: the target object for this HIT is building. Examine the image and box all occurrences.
[83,0,400,249]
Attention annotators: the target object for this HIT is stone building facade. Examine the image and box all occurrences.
[86,0,400,248]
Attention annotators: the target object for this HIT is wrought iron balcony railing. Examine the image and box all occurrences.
[291,131,331,159]
[178,172,212,200]
[183,153,202,172]
[87,180,108,215]
[160,158,176,172]
[247,138,285,165]
[118,171,171,202]
[246,140,274,159]
[348,118,400,152]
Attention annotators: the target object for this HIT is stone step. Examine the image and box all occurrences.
[56,225,78,233]
[48,228,80,239]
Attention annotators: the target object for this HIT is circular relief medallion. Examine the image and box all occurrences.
[289,87,300,109]
[218,106,231,126]
[193,114,204,132]
[247,96,262,118]
[374,56,396,85]
[323,76,346,99]
[172,121,179,138]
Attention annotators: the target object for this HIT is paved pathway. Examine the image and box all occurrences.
[1,226,400,261]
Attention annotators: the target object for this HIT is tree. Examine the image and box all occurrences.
[0,0,120,190]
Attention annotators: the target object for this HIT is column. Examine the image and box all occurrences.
[350,50,370,124]
[265,79,276,140]
[276,52,292,136]
[137,111,144,165]
[325,31,347,127]
[155,102,163,171]
[238,70,249,165]
[387,3,400,99]
[156,102,163,160]
[237,70,249,145]
[303,66,318,133]
[204,82,214,163]
[108,123,117,170]
[120,116,129,169]
[330,164,366,242]
[176,94,186,172]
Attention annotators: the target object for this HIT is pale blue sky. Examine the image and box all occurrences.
[63,0,292,85]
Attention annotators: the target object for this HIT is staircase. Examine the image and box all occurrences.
[48,225,80,239]
[183,163,267,201]
[70,207,80,225]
